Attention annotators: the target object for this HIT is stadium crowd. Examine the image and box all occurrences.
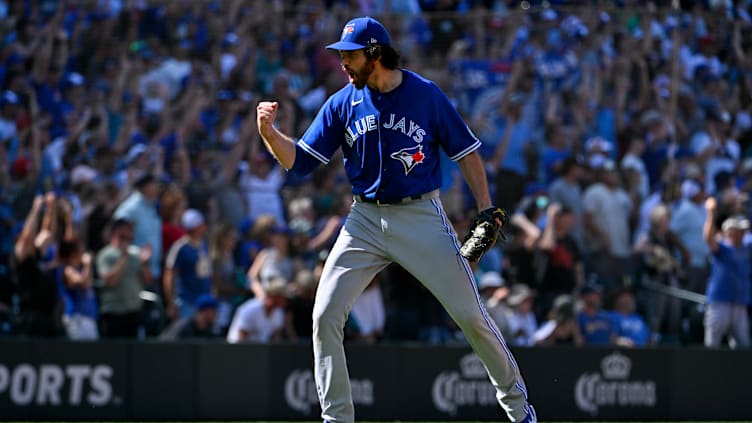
[0,0,750,349]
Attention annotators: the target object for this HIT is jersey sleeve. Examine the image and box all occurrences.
[290,97,344,176]
[432,85,482,161]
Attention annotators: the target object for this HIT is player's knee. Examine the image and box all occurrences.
[454,313,489,335]
[312,306,345,336]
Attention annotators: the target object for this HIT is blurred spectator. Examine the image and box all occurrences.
[284,269,317,342]
[0,0,750,348]
[248,222,295,298]
[702,198,750,349]
[86,182,124,253]
[57,237,98,340]
[533,294,583,346]
[477,271,511,341]
[12,194,60,337]
[159,294,220,341]
[691,107,739,194]
[670,179,711,294]
[505,284,538,347]
[620,137,649,201]
[113,173,162,279]
[634,204,689,343]
[548,156,584,248]
[537,203,585,318]
[492,91,534,212]
[227,278,288,344]
[210,223,244,335]
[163,209,212,320]
[576,284,615,346]
[609,288,651,348]
[159,184,187,257]
[240,153,286,224]
[583,160,633,290]
[349,276,386,343]
[96,218,151,338]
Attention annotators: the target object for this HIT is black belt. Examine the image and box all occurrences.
[355,190,439,205]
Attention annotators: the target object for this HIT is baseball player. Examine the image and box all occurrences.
[257,17,536,423]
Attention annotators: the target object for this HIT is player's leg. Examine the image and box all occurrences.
[386,198,533,423]
[313,205,390,423]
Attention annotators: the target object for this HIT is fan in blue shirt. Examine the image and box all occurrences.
[577,284,615,346]
[609,288,651,347]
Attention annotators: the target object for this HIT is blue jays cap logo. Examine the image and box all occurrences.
[341,24,355,40]
[390,145,425,175]
[326,17,391,51]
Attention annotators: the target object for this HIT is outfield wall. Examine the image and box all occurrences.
[0,340,749,421]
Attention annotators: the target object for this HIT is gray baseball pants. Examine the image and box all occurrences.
[312,195,533,422]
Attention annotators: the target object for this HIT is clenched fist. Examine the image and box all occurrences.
[257,101,278,139]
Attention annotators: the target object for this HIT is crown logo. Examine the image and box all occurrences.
[600,352,631,380]
[459,354,487,379]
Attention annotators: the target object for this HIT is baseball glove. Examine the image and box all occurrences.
[460,207,508,262]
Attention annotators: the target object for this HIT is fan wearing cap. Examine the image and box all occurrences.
[159,293,220,341]
[257,16,536,423]
[576,283,616,346]
[702,197,751,348]
[532,294,583,346]
[505,284,538,347]
[163,209,212,321]
[226,277,288,344]
[477,271,512,340]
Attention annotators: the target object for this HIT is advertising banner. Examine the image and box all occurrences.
[517,347,670,421]
[0,340,750,421]
[0,340,128,420]
[129,342,197,420]
[268,343,395,420]
[196,343,270,420]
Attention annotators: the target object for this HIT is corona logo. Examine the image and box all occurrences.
[574,352,656,415]
[459,354,486,379]
[601,352,631,380]
[432,353,496,415]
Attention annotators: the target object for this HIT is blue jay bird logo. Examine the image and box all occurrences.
[390,145,425,175]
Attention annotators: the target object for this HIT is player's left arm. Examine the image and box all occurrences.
[457,151,493,211]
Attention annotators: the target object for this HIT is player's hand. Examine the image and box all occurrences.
[256,101,278,138]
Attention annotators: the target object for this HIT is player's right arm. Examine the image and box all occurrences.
[257,97,343,176]
[257,101,296,169]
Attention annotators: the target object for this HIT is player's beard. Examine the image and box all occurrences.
[344,59,376,90]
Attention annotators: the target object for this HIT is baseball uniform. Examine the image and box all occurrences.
[283,17,536,423]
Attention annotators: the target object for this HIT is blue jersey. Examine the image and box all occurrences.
[706,242,751,305]
[610,312,650,347]
[166,237,213,306]
[291,70,481,200]
[577,310,614,346]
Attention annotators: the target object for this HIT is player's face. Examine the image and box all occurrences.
[339,49,376,89]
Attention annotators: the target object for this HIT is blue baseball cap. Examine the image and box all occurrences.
[195,294,218,311]
[326,17,391,51]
